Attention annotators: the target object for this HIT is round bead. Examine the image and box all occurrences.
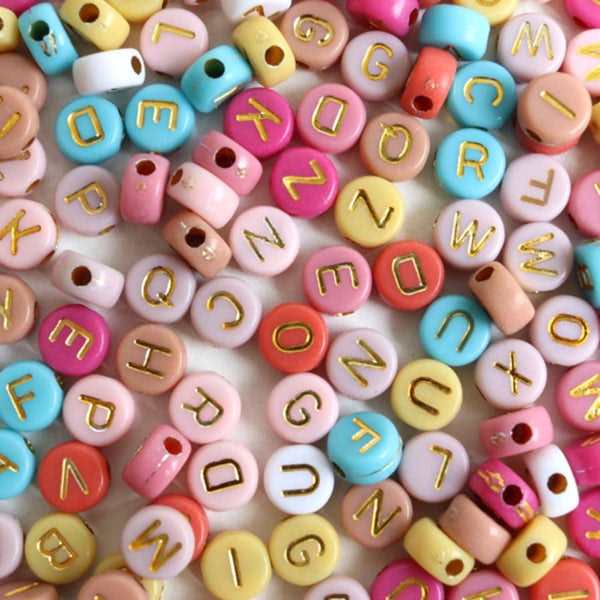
[568,487,600,557]
[346,0,419,38]
[556,362,600,431]
[76,570,148,600]
[0,273,37,344]
[304,576,369,600]
[371,559,445,600]
[0,138,47,198]
[103,0,165,22]
[454,0,518,24]
[569,169,600,238]
[514,120,578,155]
[0,581,58,598]
[0,512,23,579]
[0,52,48,110]
[0,429,35,499]
[564,433,600,488]
[0,86,38,160]
[0,9,20,53]
[529,558,600,600]
[564,29,600,96]
[564,0,600,27]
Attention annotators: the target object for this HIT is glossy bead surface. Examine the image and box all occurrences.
[0,52,47,110]
[556,361,600,431]
[76,570,148,600]
[0,86,38,160]
[0,139,46,198]
[0,8,19,52]
[564,29,600,96]
[371,559,445,600]
[0,581,59,599]
[529,558,600,600]
[346,0,419,38]
[570,169,600,238]
[564,433,600,487]
[575,240,600,308]
[219,0,291,23]
[568,487,600,557]
[0,512,22,579]
[563,0,600,28]
[454,0,518,24]
[0,273,37,344]
[304,576,369,600]
[0,429,35,499]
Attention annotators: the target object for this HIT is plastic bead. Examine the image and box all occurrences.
[304,576,370,600]
[529,558,600,600]
[37,441,110,513]
[590,102,600,146]
[564,29,600,97]
[556,362,600,431]
[563,0,600,28]
[0,429,35,499]
[371,559,444,600]
[327,411,402,485]
[565,433,600,487]
[454,0,517,25]
[0,8,19,52]
[570,169,600,238]
[514,120,579,155]
[0,273,37,344]
[0,581,58,599]
[0,86,39,160]
[575,240,600,308]
[77,570,148,600]
[0,512,23,579]
[104,0,164,22]
[55,95,123,164]
[568,487,600,557]
[122,424,191,499]
[0,52,48,110]
[115,323,187,395]
[346,0,419,38]
[0,139,46,198]
[219,0,291,23]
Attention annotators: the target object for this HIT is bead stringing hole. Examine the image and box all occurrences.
[511,422,532,444]
[475,266,494,282]
[526,542,546,563]
[131,56,143,75]
[265,45,285,67]
[502,484,523,506]
[170,168,183,185]
[215,147,236,169]
[547,473,567,494]
[136,160,156,176]
[72,266,92,287]
[413,95,433,113]
[445,559,464,577]
[409,8,419,26]
[332,463,346,479]
[29,20,50,41]
[525,128,542,143]
[0,18,4,32]
[185,227,206,248]
[164,436,183,455]
[204,59,225,79]
[79,3,100,22]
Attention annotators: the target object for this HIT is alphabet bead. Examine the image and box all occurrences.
[0,512,23,579]
[346,0,419,38]
[569,169,600,238]
[564,29,600,96]
[371,559,444,600]
[0,139,47,198]
[575,240,600,308]
[0,85,39,159]
[219,0,291,23]
[0,429,35,499]
[0,273,37,344]
[454,0,518,25]
[529,558,600,600]
[563,0,600,28]
[556,361,600,432]
[0,52,48,110]
[103,0,164,22]
[567,487,600,557]
[564,433,600,488]
[305,576,369,600]
[0,581,58,599]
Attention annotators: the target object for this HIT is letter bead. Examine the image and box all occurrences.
[0,139,47,198]
[568,487,600,557]
[346,0,419,38]
[564,0,600,28]
[556,361,600,432]
[565,433,600,488]
[0,581,59,598]
[0,512,22,579]
[76,570,149,600]
[0,9,19,52]
[371,559,445,600]
[446,570,519,600]
[104,0,165,22]
[0,86,39,160]
[305,576,370,600]
[0,429,35,499]
[0,273,37,344]
[0,52,48,110]
[454,0,518,24]
[564,29,600,96]
[219,0,291,23]
[575,240,600,309]
[570,169,600,238]
[530,558,600,600]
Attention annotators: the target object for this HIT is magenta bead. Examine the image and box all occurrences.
[346,0,420,38]
[569,169,600,238]
[0,139,46,198]
[5,0,39,15]
[371,559,445,600]
[556,362,600,432]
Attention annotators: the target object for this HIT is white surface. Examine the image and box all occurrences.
[2,0,600,598]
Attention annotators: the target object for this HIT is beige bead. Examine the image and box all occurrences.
[0,9,19,53]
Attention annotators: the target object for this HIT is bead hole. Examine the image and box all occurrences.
[136,159,156,176]
[409,8,419,27]
[0,18,4,32]
[502,484,523,506]
[164,436,183,455]
[170,168,183,185]
[131,56,143,75]
[185,227,206,248]
[72,266,92,287]
[446,559,464,577]
[29,20,50,41]
[265,45,285,66]
[412,95,433,113]
[332,462,346,479]
[511,422,532,445]
[215,147,236,169]
[525,128,542,143]
[204,59,225,79]
[526,542,546,563]
[25,179,41,194]
[547,473,567,494]
[79,3,100,23]
[475,266,494,282]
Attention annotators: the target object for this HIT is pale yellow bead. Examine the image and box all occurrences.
[403,517,474,586]
[104,0,165,23]
[24,513,96,585]
[0,8,19,53]
[589,102,600,145]
[496,514,567,587]
[453,0,518,26]
[390,358,463,430]
[269,514,340,587]
[231,16,296,88]
[335,175,405,248]
[200,530,271,600]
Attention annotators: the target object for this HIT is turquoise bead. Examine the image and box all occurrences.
[419,294,491,367]
[0,361,63,432]
[18,2,78,75]
[125,83,195,153]
[434,128,506,199]
[574,240,600,308]
[327,411,402,485]
[447,61,517,130]
[181,45,253,114]
[55,95,123,164]
[0,429,35,499]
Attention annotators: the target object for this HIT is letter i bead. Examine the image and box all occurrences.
[0,512,23,579]
[0,273,37,345]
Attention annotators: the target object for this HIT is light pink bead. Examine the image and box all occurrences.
[568,488,600,557]
[529,295,600,366]
[446,570,519,600]
[500,153,571,222]
[346,0,419,38]
[167,162,239,229]
[54,165,121,236]
[341,31,411,102]
[398,431,469,503]
[479,405,554,459]
[62,374,136,447]
[168,372,241,444]
[556,362,600,432]
[564,29,600,96]
[229,205,300,276]
[120,153,170,225]
[267,372,339,444]
[0,198,58,270]
[296,83,366,154]
[304,576,369,600]
[122,424,191,499]
[187,440,259,511]
[50,249,125,309]
[0,139,46,198]
[564,433,600,487]
[564,0,600,28]
[569,169,600,237]
[140,8,209,77]
[192,130,263,196]
[0,512,22,579]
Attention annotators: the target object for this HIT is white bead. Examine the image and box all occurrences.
[219,0,291,23]
[263,444,334,514]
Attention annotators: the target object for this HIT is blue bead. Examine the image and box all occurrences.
[18,2,78,75]
[434,128,506,199]
[447,61,518,130]
[418,5,490,61]
[0,429,36,499]
[125,83,195,153]
[55,95,123,164]
[419,294,491,367]
[181,45,253,114]
[327,411,402,485]
[574,240,600,308]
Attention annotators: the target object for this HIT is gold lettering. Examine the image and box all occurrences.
[477,469,504,492]
[351,417,381,454]
[0,209,41,256]
[450,211,496,257]
[285,535,325,566]
[282,159,328,200]
[182,387,224,427]
[0,111,21,139]
[582,434,600,447]
[463,77,504,106]
[548,313,590,347]
[60,457,90,500]
[391,253,427,295]
[136,101,178,131]
[128,519,182,573]
[511,22,553,58]
[435,310,475,353]
[283,390,322,426]
[548,592,590,600]
[6,374,34,421]
[235,97,282,141]
[293,15,334,46]
[462,587,503,600]
[316,263,359,295]
[577,264,595,291]
[540,90,576,120]
[493,351,532,396]
[213,83,246,107]
[228,548,242,588]
[202,458,244,492]
[570,373,600,422]
[79,394,115,431]
[348,188,394,229]
[0,452,19,474]
[37,528,79,570]
[4,582,42,596]
[352,488,401,537]
[430,445,453,490]
[151,22,196,43]
[585,508,600,539]
[408,377,452,417]
[577,43,600,81]
[48,319,94,359]
[386,578,429,600]
[520,169,555,206]
[67,106,105,147]
[141,266,176,308]
[126,340,172,378]
[206,291,245,330]
[242,217,285,262]
[457,141,488,180]
[280,463,320,496]
[518,233,557,276]
[64,181,107,214]
[273,322,314,353]
[311,95,348,136]
[339,339,386,387]
[361,43,393,80]
[379,124,412,164]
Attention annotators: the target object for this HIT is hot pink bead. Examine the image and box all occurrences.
[168,372,241,444]
[556,361,600,432]
[446,570,519,600]
[223,87,294,160]
[564,433,600,487]
[120,153,170,225]
[6,0,40,15]
[346,0,420,38]
[569,169,600,238]
[167,161,239,229]
[38,303,110,377]
[564,0,600,28]
[54,165,121,236]
[0,139,46,198]
[187,440,259,511]
[62,374,135,447]
[304,576,369,600]
[469,458,540,529]
[0,512,23,579]
[479,405,554,459]
[564,29,600,96]
[296,83,366,154]
[0,198,58,270]
[302,245,372,315]
[192,130,263,196]
[567,487,600,557]
[122,424,191,499]
[371,559,444,600]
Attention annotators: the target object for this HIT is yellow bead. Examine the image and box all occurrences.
[390,358,463,430]
[590,102,600,145]
[231,16,296,88]
[453,0,518,26]
[335,176,405,248]
[104,0,165,22]
[496,514,567,587]
[200,530,271,600]
[24,513,96,585]
[59,0,130,51]
[0,9,19,53]
[268,514,340,587]
[403,517,474,586]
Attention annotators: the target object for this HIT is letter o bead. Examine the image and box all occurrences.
[0,429,36,499]
[371,559,445,600]
[0,273,37,345]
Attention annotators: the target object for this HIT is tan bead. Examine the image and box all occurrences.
[0,581,58,599]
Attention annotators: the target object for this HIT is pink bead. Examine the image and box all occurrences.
[120,153,170,225]
[569,169,600,238]
[296,83,366,154]
[564,0,600,28]
[54,165,121,236]
[187,440,259,511]
[38,303,111,377]
[167,161,239,229]
[122,424,191,499]
[0,139,46,198]
[346,0,419,38]
[50,249,125,309]
[140,8,209,77]
[302,245,372,315]
[168,372,241,444]
[191,130,263,196]
[371,559,444,600]
[556,361,600,432]
[304,576,369,600]
[568,487,600,557]
[446,570,519,600]
[0,512,22,579]
[479,405,554,459]
[223,87,294,160]
[5,0,40,15]
[269,147,338,218]
[564,433,600,487]
[62,374,135,447]
[267,372,339,444]
[0,198,58,270]
[564,29,600,96]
